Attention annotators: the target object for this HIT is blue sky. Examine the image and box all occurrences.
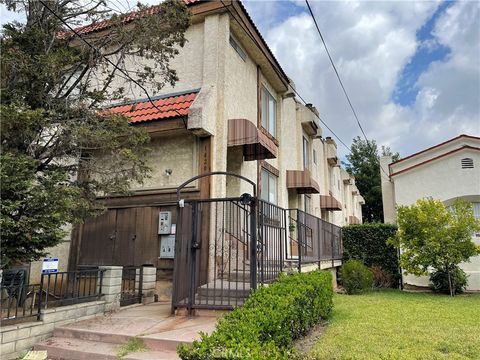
[392,1,452,106]
[243,0,479,157]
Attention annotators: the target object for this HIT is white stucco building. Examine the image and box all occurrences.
[381,134,480,291]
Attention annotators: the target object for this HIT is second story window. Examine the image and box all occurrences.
[303,137,309,170]
[229,35,246,61]
[261,86,276,138]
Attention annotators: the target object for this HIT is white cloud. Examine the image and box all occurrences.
[245,0,479,158]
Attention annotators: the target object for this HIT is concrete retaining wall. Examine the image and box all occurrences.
[1,265,156,359]
[0,300,106,360]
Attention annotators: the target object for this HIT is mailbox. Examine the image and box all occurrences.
[158,211,172,234]
[160,235,175,259]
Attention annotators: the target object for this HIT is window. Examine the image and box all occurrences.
[304,195,311,214]
[313,149,317,165]
[303,137,309,170]
[473,203,480,220]
[261,169,277,204]
[461,158,474,169]
[229,35,246,61]
[261,86,276,137]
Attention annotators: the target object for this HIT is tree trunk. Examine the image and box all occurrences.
[447,269,454,297]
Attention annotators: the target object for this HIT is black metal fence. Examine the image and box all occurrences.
[1,269,105,325]
[257,200,286,283]
[120,266,143,306]
[173,197,344,314]
[288,209,343,270]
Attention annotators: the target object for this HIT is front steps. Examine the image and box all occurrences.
[33,302,218,360]
[35,325,183,360]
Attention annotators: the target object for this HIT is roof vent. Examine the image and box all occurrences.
[461,158,474,169]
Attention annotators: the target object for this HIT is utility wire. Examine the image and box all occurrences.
[305,0,368,142]
[219,0,352,153]
[39,0,187,126]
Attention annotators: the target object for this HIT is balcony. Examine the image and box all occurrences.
[320,195,342,211]
[325,137,339,166]
[286,169,320,194]
[227,118,278,161]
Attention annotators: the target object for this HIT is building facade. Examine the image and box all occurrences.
[24,1,364,296]
[381,134,480,291]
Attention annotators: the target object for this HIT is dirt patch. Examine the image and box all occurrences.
[294,322,327,359]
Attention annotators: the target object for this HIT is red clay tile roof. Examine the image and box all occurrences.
[105,90,198,124]
[72,0,202,37]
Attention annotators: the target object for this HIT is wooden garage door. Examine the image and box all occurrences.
[78,207,159,267]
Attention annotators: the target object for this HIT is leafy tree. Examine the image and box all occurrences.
[344,136,399,222]
[0,0,190,268]
[390,199,480,296]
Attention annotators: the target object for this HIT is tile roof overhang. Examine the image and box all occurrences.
[227,118,278,161]
[70,0,203,37]
[286,170,320,194]
[320,195,342,211]
[104,90,198,124]
[66,1,290,90]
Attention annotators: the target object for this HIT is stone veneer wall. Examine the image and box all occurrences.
[0,265,154,360]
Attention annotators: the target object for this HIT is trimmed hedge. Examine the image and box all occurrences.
[342,223,399,286]
[177,271,334,360]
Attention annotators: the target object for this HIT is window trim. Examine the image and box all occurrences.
[303,136,310,170]
[260,168,278,205]
[260,86,277,138]
[229,35,247,61]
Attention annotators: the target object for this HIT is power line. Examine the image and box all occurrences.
[219,0,352,153]
[38,0,187,125]
[305,0,368,142]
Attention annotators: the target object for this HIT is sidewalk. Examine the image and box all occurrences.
[35,302,220,359]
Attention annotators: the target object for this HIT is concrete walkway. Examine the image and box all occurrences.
[35,302,220,359]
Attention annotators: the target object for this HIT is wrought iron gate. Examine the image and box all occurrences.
[172,172,258,314]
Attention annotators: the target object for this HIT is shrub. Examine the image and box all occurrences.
[177,271,333,360]
[370,266,394,288]
[430,267,468,295]
[343,223,399,287]
[341,260,373,294]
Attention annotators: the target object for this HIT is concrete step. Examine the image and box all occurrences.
[35,336,181,360]
[53,326,131,344]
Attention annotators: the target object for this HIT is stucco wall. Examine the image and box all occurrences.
[130,131,198,191]
[390,147,480,291]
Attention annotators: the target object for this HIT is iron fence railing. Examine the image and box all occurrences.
[120,266,143,306]
[0,283,42,324]
[257,200,286,284]
[1,269,105,325]
[288,209,343,270]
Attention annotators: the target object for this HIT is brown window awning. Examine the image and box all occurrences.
[227,118,278,161]
[349,215,361,224]
[286,170,320,194]
[320,195,342,211]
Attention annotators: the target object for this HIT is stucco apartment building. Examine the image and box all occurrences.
[381,134,480,291]
[24,1,363,297]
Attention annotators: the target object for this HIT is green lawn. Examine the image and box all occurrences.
[309,290,480,360]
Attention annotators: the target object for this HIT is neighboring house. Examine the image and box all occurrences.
[23,1,364,302]
[381,134,480,291]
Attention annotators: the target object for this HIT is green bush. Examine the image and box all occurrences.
[430,267,468,295]
[341,260,373,294]
[343,223,399,287]
[177,271,333,360]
